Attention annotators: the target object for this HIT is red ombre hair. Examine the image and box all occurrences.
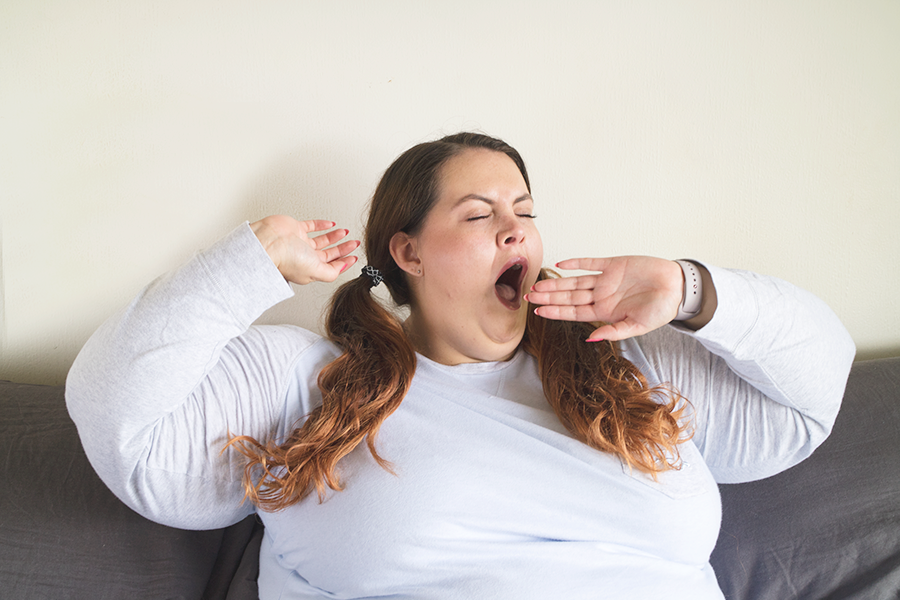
[229,133,689,510]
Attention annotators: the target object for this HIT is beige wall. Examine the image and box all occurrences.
[2,1,898,385]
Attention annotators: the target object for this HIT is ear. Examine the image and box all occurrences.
[389,231,422,276]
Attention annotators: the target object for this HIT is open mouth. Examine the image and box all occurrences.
[494,260,527,310]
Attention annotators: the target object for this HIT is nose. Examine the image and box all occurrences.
[497,213,526,246]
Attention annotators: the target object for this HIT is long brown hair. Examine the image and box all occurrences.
[229,133,688,510]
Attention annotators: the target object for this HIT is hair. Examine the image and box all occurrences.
[228,132,689,510]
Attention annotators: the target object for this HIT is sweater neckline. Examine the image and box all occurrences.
[415,348,527,376]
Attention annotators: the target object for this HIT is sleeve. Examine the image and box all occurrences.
[620,264,856,484]
[65,223,337,529]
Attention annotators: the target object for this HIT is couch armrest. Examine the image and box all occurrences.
[711,358,900,599]
[0,380,260,599]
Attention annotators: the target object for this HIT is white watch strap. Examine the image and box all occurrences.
[674,260,703,321]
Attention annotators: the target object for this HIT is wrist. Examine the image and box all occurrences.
[674,260,717,330]
[674,260,703,321]
[250,217,289,275]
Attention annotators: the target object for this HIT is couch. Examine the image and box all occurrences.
[1,357,898,599]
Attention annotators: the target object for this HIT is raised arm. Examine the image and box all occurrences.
[527,256,855,483]
[66,218,358,529]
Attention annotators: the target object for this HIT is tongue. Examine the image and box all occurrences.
[495,282,517,302]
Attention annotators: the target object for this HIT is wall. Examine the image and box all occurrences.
[1,0,898,385]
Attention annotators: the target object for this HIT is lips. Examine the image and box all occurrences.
[494,258,528,310]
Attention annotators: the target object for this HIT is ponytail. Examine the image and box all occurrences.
[522,269,690,476]
[231,268,689,512]
[228,274,415,509]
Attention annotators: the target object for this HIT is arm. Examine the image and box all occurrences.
[526,257,855,483]
[66,219,358,529]
[629,264,855,481]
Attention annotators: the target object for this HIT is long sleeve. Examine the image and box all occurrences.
[66,223,337,529]
[621,264,856,483]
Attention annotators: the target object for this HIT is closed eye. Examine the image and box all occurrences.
[466,213,536,221]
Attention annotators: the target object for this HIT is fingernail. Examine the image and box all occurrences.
[586,338,604,343]
[340,263,350,273]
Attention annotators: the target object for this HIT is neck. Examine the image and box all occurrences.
[401,312,520,366]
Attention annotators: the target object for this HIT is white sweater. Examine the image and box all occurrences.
[66,223,855,599]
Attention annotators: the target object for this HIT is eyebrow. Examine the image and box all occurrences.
[454,193,533,207]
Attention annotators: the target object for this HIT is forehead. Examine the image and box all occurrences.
[436,148,529,203]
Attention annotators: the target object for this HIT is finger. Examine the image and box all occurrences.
[320,239,361,264]
[586,320,642,342]
[554,257,611,272]
[532,304,602,323]
[530,274,601,293]
[299,219,338,234]
[525,289,597,307]
[309,228,354,250]
[336,254,359,274]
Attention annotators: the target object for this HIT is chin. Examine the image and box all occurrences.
[485,324,527,354]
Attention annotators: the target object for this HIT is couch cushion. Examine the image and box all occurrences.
[0,380,259,599]
[710,357,900,599]
[5,356,898,598]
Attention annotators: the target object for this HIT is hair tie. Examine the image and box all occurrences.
[362,265,383,288]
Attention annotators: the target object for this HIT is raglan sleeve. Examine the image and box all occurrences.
[66,223,333,529]
[623,264,856,483]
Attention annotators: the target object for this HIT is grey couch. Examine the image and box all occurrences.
[1,358,898,599]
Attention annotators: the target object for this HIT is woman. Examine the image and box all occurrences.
[67,132,855,599]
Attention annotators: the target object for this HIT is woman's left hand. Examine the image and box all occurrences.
[524,256,684,341]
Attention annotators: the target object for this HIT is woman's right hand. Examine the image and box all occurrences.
[250,215,360,285]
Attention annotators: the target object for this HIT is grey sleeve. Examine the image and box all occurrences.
[66,223,331,529]
[622,265,856,484]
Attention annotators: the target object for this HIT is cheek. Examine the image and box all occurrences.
[533,237,544,264]
[422,238,480,296]
[530,224,544,255]
[529,233,544,277]
[427,232,489,272]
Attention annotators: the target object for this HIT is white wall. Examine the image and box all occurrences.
[2,0,898,385]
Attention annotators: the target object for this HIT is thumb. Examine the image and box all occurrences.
[586,319,642,342]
